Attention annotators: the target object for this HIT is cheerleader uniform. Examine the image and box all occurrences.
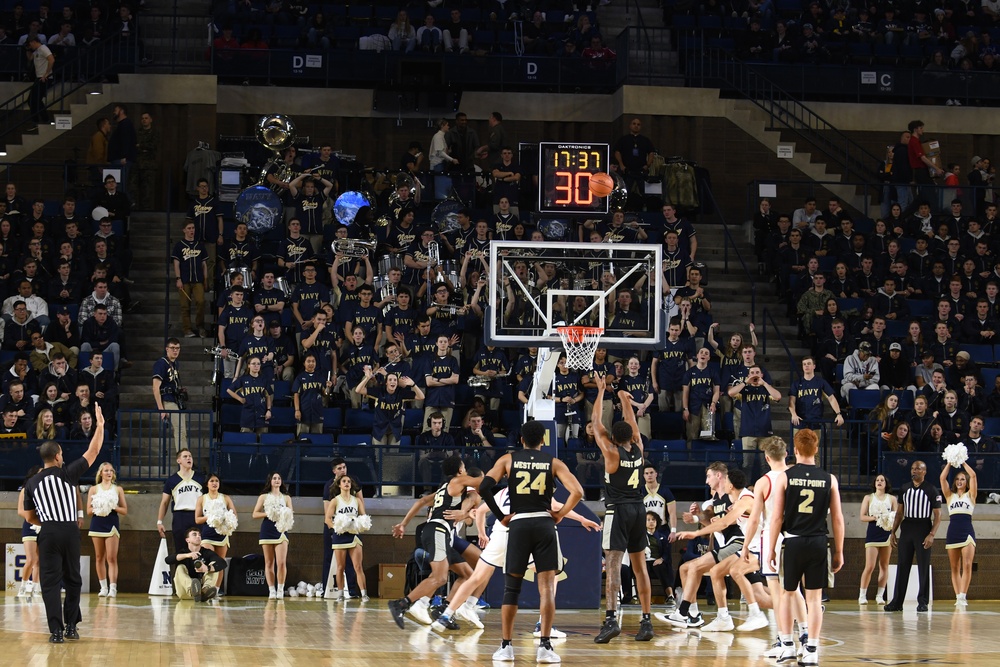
[200,494,231,548]
[19,485,38,543]
[330,494,362,550]
[864,493,893,548]
[259,494,289,545]
[945,492,976,549]
[88,484,121,538]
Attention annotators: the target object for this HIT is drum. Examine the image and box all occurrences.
[536,219,571,241]
[378,255,399,276]
[224,267,253,290]
[275,276,294,298]
[432,199,464,234]
[334,190,376,226]
[437,260,458,284]
[234,186,283,235]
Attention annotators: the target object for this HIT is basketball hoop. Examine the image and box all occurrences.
[556,326,604,371]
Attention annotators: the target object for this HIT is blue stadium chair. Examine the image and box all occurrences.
[268,407,296,432]
[723,16,746,31]
[332,26,360,49]
[707,37,735,51]
[893,391,914,411]
[848,389,882,413]
[818,256,837,273]
[650,411,684,439]
[908,300,933,319]
[260,433,292,445]
[691,439,732,465]
[337,434,371,448]
[221,431,257,444]
[959,344,994,365]
[983,417,1000,436]
[698,15,722,30]
[348,5,372,23]
[403,408,425,433]
[345,410,375,433]
[885,320,908,339]
[874,42,898,63]
[303,433,334,446]
[501,409,522,432]
[848,42,872,64]
[854,217,874,234]
[221,403,241,430]
[373,6,397,24]
[272,381,292,405]
[982,368,1000,390]
[671,14,697,30]
[836,298,863,312]
[323,407,343,431]
[217,444,256,482]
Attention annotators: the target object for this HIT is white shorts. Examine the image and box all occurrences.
[757,531,784,577]
[480,529,509,568]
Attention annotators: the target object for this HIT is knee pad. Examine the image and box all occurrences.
[503,574,523,607]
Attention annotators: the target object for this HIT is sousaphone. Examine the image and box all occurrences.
[235,115,297,235]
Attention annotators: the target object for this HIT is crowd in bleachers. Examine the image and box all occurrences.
[671,0,1000,72]
[756,175,1000,455]
[207,2,614,58]
[0,175,129,446]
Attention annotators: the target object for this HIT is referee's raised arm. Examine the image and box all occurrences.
[81,405,106,467]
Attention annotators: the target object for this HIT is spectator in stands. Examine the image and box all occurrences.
[522,11,553,55]
[358,367,422,447]
[69,409,97,441]
[880,342,916,394]
[652,319,694,412]
[227,356,272,434]
[39,353,76,401]
[3,300,40,351]
[792,197,820,230]
[25,35,53,130]
[683,347,721,442]
[0,377,34,425]
[442,9,470,54]
[958,373,985,415]
[94,175,131,224]
[47,307,79,356]
[416,14,442,53]
[81,351,116,416]
[153,338,186,452]
[986,376,1000,417]
[416,411,456,490]
[218,286,251,378]
[3,279,48,328]
[301,309,339,376]
[388,10,417,52]
[290,263,329,331]
[49,261,81,306]
[581,36,616,64]
[186,178,224,282]
[291,352,328,436]
[797,273,834,335]
[253,271,286,316]
[172,222,208,338]
[841,341,880,400]
[270,320,296,382]
[777,228,810,296]
[423,334,459,426]
[233,315,274,382]
[85,118,110,179]
[279,220,315,286]
[949,351,983,389]
[0,407,25,435]
[342,325,379,410]
[936,389,971,441]
[29,330,75,372]
[80,304,122,370]
[39,381,69,431]
[728,365,781,472]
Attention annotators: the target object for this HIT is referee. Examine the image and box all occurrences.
[885,459,942,612]
[21,405,106,643]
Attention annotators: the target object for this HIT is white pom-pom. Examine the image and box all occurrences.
[275,505,294,534]
[221,510,239,536]
[263,494,285,523]
[30,524,40,534]
[288,588,298,598]
[90,488,117,517]
[355,514,373,533]
[333,513,354,535]
[306,584,315,593]
[943,443,969,467]
[314,584,324,595]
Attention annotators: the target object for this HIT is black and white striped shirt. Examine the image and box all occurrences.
[23,458,88,523]
[898,480,942,521]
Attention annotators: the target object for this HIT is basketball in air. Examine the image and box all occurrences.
[588,172,614,198]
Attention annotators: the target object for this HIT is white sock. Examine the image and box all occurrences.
[360,589,367,596]
[269,586,276,594]
[443,606,457,618]
[718,607,730,619]
[748,602,760,615]
[99,579,108,590]
[798,622,808,635]
[414,597,429,609]
[807,638,818,649]
[463,597,478,609]
[690,602,700,615]
[859,587,866,597]
[780,633,793,646]
[877,586,886,597]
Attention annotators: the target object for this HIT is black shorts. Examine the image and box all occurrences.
[505,515,561,576]
[782,535,827,592]
[420,522,455,563]
[602,503,648,554]
[746,569,766,586]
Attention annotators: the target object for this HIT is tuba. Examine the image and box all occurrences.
[256,114,297,186]
[332,238,377,258]
[608,170,629,212]
[427,241,440,268]
[381,281,397,315]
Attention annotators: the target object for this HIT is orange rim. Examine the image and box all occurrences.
[556,326,604,344]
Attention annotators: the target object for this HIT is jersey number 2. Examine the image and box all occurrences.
[797,489,815,514]
[515,471,547,495]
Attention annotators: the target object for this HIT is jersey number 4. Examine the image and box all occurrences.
[515,471,547,495]
[604,469,641,488]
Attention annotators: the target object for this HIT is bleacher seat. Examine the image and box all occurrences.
[337,433,371,448]
[885,320,908,339]
[403,408,424,433]
[848,389,882,413]
[272,381,292,405]
[345,410,374,432]
[221,403,241,430]
[909,300,933,319]
[672,14,697,30]
[221,431,257,444]
[959,345,994,365]
[322,407,343,432]
[650,411,684,439]
[268,407,296,432]
[982,368,1000,389]
[983,417,1000,436]
[260,433,292,445]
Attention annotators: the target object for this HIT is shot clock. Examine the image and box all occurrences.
[538,142,611,215]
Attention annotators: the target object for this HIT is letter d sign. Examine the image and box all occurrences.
[292,55,304,68]
[527,62,537,75]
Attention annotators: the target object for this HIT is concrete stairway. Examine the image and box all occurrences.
[596,0,684,86]
[0,83,109,165]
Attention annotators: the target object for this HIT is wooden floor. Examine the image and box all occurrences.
[0,595,995,665]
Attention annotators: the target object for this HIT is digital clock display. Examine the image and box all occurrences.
[538,142,611,215]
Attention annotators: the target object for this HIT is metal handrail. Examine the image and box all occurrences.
[0,35,138,145]
[690,43,883,188]
[701,183,757,323]
[625,0,653,84]
[760,306,797,382]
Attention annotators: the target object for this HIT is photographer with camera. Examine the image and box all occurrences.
[153,337,188,452]
[165,526,227,601]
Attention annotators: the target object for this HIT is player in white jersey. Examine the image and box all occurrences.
[431,486,600,633]
[739,436,809,655]
[673,469,754,632]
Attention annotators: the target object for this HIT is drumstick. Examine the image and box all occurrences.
[178,287,192,301]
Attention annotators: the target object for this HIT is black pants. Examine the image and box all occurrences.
[172,510,196,554]
[29,77,49,124]
[891,518,932,606]
[38,522,82,633]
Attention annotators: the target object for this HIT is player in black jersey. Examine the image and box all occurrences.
[388,455,482,629]
[479,420,583,664]
[768,429,844,666]
[592,375,655,643]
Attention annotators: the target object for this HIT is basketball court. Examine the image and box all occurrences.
[0,596,990,665]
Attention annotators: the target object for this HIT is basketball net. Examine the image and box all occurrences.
[556,326,603,371]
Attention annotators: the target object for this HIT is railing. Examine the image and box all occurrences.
[701,183,757,323]
[0,437,116,485]
[0,35,138,146]
[208,32,629,93]
[163,175,174,342]
[685,40,884,188]
[117,409,215,482]
[623,0,654,84]
[140,13,214,71]
[759,306,797,379]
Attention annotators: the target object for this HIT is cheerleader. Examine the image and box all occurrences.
[15,466,41,597]
[858,474,897,604]
[195,473,238,590]
[940,460,977,606]
[87,462,128,598]
[252,472,292,599]
[324,474,368,601]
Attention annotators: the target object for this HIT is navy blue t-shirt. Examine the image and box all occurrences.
[655,338,695,391]
[790,375,835,425]
[737,383,774,437]
[425,354,460,408]
[684,364,720,413]
[292,370,325,423]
